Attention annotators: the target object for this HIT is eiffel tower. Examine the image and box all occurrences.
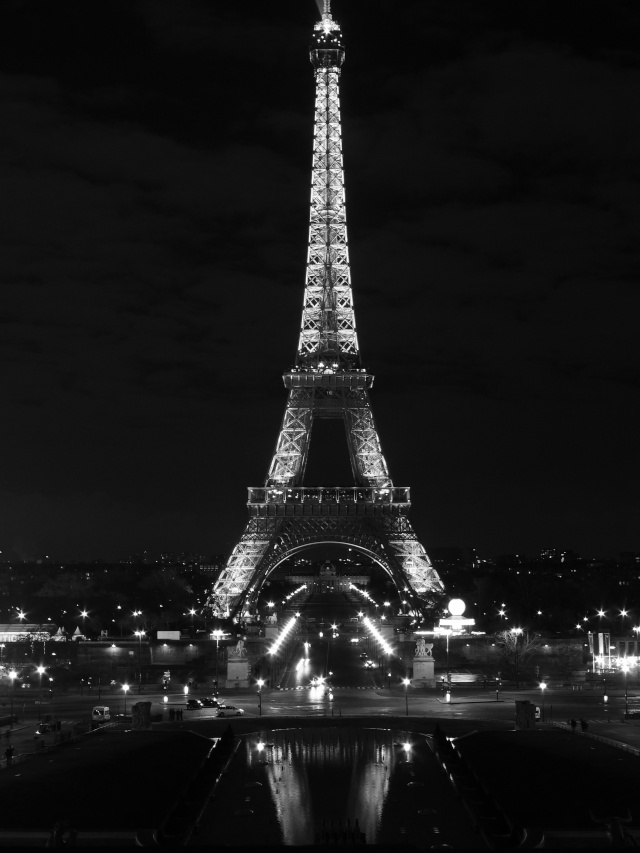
[208,1,445,620]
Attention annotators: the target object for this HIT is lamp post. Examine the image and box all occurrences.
[123,683,130,717]
[540,681,546,722]
[257,678,264,716]
[511,627,523,688]
[623,664,629,718]
[37,666,45,722]
[402,677,410,716]
[9,670,17,729]
[134,630,145,693]
[212,630,223,688]
[620,608,629,638]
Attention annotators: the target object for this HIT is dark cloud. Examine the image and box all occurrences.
[0,0,638,560]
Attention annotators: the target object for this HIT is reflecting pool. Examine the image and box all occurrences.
[193,727,479,847]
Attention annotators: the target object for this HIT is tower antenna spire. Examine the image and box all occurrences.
[324,0,331,18]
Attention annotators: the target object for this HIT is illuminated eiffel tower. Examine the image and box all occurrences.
[208,1,444,620]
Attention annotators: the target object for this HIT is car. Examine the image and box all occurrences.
[201,697,220,708]
[364,660,375,668]
[92,706,111,723]
[185,699,204,710]
[216,705,244,717]
[359,653,368,658]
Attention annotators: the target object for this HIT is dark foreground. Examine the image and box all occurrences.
[0,716,639,847]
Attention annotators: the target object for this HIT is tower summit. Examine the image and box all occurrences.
[208,3,445,620]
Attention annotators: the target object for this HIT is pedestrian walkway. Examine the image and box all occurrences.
[553,718,640,756]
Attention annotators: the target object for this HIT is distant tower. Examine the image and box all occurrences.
[208,1,444,619]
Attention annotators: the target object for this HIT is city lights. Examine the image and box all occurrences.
[362,616,394,655]
[269,615,299,656]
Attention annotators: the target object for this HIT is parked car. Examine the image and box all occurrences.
[185,699,204,710]
[216,705,244,717]
[201,697,220,708]
[364,660,375,668]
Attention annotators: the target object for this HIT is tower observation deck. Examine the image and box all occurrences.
[207,1,445,620]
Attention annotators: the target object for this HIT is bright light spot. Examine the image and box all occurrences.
[403,742,411,753]
[362,617,394,655]
[447,598,466,616]
[256,741,265,752]
[269,616,299,656]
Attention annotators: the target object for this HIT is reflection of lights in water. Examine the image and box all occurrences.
[240,728,409,844]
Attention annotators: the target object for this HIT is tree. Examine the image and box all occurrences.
[494,629,544,687]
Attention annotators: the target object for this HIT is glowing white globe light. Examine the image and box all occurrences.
[448,598,466,616]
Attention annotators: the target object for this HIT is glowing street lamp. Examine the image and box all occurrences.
[402,677,410,716]
[540,681,547,721]
[122,683,130,718]
[37,666,45,721]
[9,670,17,729]
[212,629,224,688]
[134,630,146,693]
[511,627,523,688]
[620,609,629,636]
[257,678,264,716]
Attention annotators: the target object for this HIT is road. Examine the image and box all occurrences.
[4,588,640,741]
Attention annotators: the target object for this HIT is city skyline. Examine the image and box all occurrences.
[2,0,639,562]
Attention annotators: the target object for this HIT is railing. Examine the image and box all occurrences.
[248,486,410,505]
[551,720,640,756]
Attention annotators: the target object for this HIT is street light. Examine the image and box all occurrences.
[37,666,45,721]
[9,670,17,729]
[212,630,223,689]
[540,681,547,721]
[134,630,145,693]
[123,683,130,717]
[623,664,630,718]
[257,678,264,716]
[511,627,523,689]
[402,677,410,716]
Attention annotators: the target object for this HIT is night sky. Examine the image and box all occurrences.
[2,0,639,562]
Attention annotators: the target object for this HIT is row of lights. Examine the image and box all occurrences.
[362,616,394,656]
[268,615,299,656]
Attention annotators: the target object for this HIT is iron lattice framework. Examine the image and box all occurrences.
[208,2,444,618]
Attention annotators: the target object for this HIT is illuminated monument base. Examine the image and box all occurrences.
[413,639,436,687]
[226,641,250,689]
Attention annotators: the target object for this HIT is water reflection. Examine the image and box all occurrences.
[240,728,414,845]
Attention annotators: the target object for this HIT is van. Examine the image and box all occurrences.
[92,706,111,723]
